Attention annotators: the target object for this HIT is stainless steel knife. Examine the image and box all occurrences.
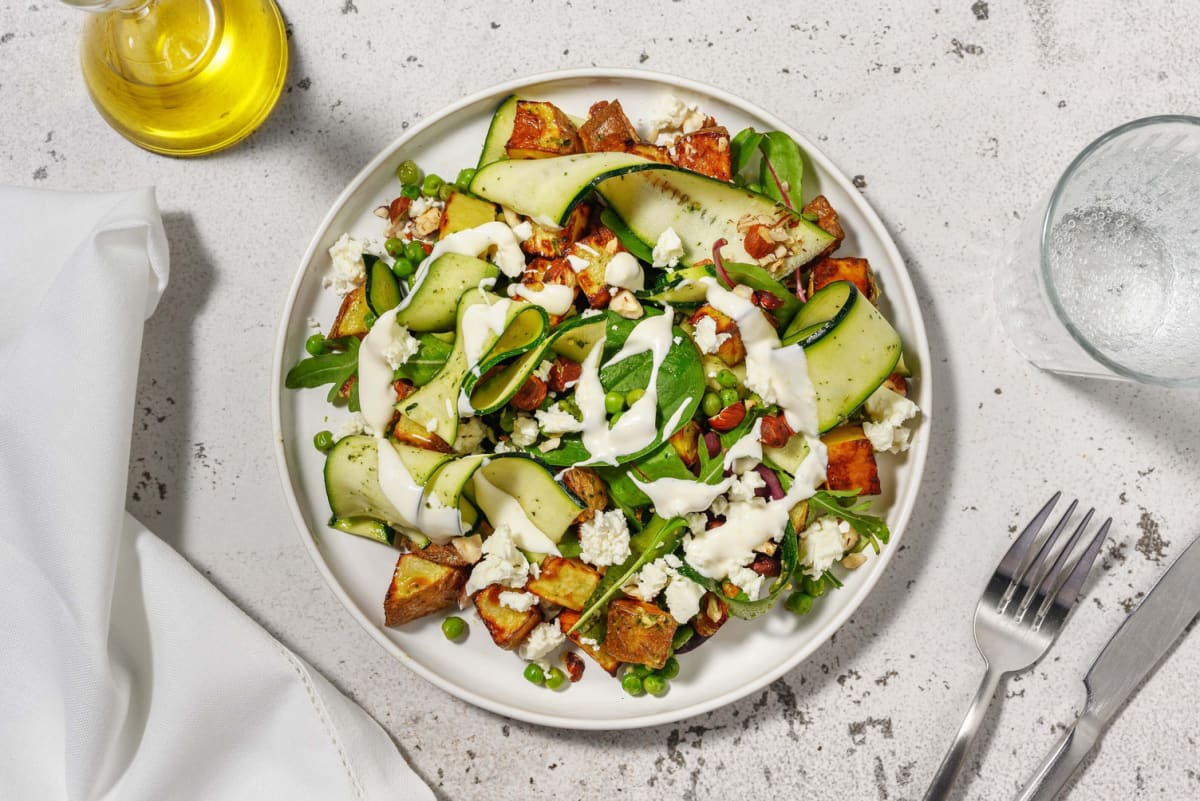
[1013,533,1200,801]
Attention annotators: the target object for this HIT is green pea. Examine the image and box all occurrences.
[362,311,377,329]
[456,167,477,189]
[384,237,406,258]
[404,240,427,264]
[631,664,652,679]
[671,625,694,651]
[421,173,444,197]
[719,388,740,408]
[400,184,420,200]
[441,616,466,640]
[625,387,646,406]
[392,257,415,280]
[545,667,567,690]
[716,369,739,388]
[523,663,546,685]
[802,575,827,598]
[498,406,515,433]
[604,391,625,415]
[786,591,815,615]
[643,675,668,697]
[701,391,722,418]
[620,673,645,696]
[312,430,334,452]
[657,656,680,681]
[560,397,582,418]
[437,182,455,202]
[395,159,421,186]
[305,333,326,356]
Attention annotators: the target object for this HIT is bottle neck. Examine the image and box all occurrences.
[60,0,154,12]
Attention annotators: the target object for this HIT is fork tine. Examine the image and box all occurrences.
[1011,499,1078,621]
[996,493,1062,613]
[1025,508,1094,626]
[1048,516,1112,611]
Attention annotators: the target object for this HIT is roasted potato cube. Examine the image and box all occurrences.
[668,420,702,468]
[412,540,475,568]
[671,126,732,181]
[690,591,729,638]
[506,100,582,159]
[438,191,499,238]
[802,195,845,259]
[567,228,621,308]
[604,597,677,669]
[328,285,371,339]
[557,610,620,675]
[560,466,608,523]
[473,584,543,650]
[689,304,746,366]
[623,142,672,163]
[527,556,601,611]
[383,554,467,627]
[821,425,881,496]
[808,257,878,303]
[521,204,590,258]
[579,99,640,153]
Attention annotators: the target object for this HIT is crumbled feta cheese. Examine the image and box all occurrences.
[604,251,645,291]
[452,417,492,455]
[633,558,671,601]
[662,571,706,623]
[728,565,768,601]
[336,413,371,439]
[537,436,561,452]
[518,621,565,662]
[580,308,603,318]
[579,635,599,648]
[692,315,730,355]
[685,512,708,537]
[533,359,554,381]
[710,495,730,518]
[510,220,534,241]
[492,439,516,454]
[510,415,538,448]
[862,386,920,454]
[464,523,530,595]
[499,591,539,612]
[535,406,584,435]
[324,233,367,296]
[307,317,322,330]
[651,227,685,269]
[578,509,632,567]
[728,469,766,503]
[408,196,442,219]
[644,95,709,144]
[801,517,850,578]
[381,322,419,370]
[566,254,591,272]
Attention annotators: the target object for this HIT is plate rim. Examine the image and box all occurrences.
[270,66,932,730]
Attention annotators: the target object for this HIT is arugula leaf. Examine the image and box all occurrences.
[730,128,765,176]
[395,333,452,387]
[807,489,891,554]
[758,131,804,211]
[286,337,360,394]
[569,515,688,638]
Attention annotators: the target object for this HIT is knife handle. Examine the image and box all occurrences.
[1013,713,1102,801]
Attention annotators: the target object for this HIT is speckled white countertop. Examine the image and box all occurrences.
[3,1,1199,799]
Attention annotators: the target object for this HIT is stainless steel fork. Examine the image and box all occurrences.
[922,493,1112,801]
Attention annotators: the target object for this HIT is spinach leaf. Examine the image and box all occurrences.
[807,489,891,554]
[285,337,360,395]
[730,128,765,176]
[600,207,655,264]
[395,333,453,387]
[758,131,804,211]
[569,515,688,637]
[676,521,799,620]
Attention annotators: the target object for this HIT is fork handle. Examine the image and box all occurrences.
[922,667,1004,801]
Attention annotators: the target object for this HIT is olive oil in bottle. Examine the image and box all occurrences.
[77,0,288,156]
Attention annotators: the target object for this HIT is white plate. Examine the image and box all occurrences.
[271,68,931,730]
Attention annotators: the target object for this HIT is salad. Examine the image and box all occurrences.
[287,94,921,696]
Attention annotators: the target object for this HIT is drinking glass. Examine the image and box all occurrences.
[62,0,288,156]
[995,116,1200,387]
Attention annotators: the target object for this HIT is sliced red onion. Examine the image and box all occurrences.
[762,154,794,210]
[711,239,734,289]
[755,464,785,500]
[703,431,721,458]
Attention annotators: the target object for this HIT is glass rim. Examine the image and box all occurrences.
[1040,114,1200,387]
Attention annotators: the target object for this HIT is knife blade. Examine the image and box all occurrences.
[1014,532,1200,801]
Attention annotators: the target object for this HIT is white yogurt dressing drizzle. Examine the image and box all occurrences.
[358,306,404,434]
[375,439,466,544]
[631,474,733,518]
[472,469,561,555]
[723,418,763,470]
[508,282,574,316]
[460,297,512,370]
[683,436,828,580]
[574,309,676,466]
[700,277,819,435]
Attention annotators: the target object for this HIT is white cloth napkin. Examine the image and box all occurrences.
[0,186,435,801]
